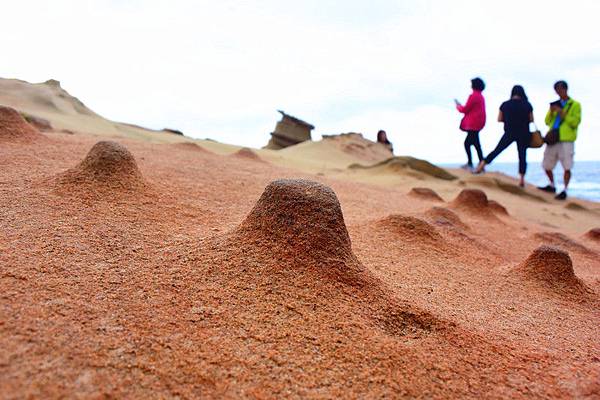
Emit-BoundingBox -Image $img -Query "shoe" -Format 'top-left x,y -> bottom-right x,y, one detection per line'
537,184 -> 556,193
460,163 -> 473,171
555,191 -> 567,200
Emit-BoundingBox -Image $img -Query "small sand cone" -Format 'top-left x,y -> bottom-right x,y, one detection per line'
376,214 -> 443,243
450,189 -> 503,220
232,147 -> 265,162
584,228 -> 600,242
488,200 -> 509,216
56,140 -> 146,193
234,179 -> 369,287
408,187 -> 444,202
513,246 -> 590,296
424,207 -> 468,230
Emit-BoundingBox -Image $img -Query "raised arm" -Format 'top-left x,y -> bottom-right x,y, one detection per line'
457,94 -> 475,114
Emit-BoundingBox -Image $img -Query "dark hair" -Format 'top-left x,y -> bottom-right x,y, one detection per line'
511,85 -> 528,100
554,80 -> 568,90
377,130 -> 388,143
471,77 -> 485,91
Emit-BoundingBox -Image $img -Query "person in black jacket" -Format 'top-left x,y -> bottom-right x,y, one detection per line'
474,85 -> 534,187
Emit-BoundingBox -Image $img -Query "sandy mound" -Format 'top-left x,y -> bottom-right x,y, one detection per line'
408,187 -> 444,202
533,232 -> 597,257
232,147 -> 265,162
584,228 -> 600,242
488,200 -> 509,215
350,157 -> 457,181
424,206 -> 468,230
0,106 -> 43,142
376,214 -> 444,244
512,246 -> 591,296
55,141 -> 146,194
170,141 -> 211,153
450,189 -> 508,220
235,179 -> 364,282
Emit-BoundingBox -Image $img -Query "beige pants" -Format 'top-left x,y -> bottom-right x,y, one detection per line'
542,142 -> 575,171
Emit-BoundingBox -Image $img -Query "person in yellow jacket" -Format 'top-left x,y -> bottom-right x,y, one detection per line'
537,80 -> 582,200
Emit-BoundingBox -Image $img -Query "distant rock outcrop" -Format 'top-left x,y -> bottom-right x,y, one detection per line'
264,110 -> 314,150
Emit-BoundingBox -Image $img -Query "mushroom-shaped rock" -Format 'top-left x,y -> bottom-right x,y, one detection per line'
0,106 -> 42,142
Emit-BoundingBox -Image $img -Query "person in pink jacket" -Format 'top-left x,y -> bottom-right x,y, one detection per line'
455,78 -> 487,170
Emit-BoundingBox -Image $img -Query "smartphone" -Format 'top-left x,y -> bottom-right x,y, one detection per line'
454,99 -> 460,106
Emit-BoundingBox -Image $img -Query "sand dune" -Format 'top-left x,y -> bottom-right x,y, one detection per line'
1,79 -> 599,398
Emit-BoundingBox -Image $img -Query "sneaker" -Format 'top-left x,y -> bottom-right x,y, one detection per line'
555,191 -> 567,200
460,163 -> 473,171
537,184 -> 556,193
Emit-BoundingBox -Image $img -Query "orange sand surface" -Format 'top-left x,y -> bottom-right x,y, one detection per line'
1,106 -> 600,399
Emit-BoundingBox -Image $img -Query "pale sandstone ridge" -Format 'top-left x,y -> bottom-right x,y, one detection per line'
0,77 -> 188,143
0,105 -> 43,142
350,156 -> 458,181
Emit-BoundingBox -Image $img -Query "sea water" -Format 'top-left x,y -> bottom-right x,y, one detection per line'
445,161 -> 600,202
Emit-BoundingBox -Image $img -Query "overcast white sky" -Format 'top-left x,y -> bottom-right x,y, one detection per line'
2,0 -> 599,163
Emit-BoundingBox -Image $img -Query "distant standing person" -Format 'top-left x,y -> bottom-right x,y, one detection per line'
474,85 -> 533,187
537,80 -> 582,200
377,130 -> 393,153
455,77 -> 486,171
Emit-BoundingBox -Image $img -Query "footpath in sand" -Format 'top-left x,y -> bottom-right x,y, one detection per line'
1,100 -> 600,398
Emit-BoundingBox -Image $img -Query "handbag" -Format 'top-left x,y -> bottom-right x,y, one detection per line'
529,123 -> 544,148
544,128 -> 559,145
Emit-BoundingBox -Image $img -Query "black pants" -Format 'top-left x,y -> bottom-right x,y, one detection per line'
484,132 -> 529,174
464,130 -> 483,166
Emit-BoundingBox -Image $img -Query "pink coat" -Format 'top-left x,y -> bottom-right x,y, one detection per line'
457,90 -> 486,131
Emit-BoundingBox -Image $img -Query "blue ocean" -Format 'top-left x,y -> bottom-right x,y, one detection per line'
446,161 -> 600,202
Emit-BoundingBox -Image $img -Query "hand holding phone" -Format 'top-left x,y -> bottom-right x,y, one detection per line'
454,99 -> 460,106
